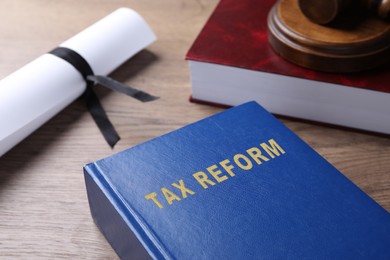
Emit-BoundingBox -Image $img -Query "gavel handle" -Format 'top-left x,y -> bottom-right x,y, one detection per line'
365,0 -> 390,19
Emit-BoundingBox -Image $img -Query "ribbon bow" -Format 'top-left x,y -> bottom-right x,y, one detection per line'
49,47 -> 158,148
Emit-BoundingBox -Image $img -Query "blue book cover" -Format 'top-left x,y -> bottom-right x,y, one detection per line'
84,101 -> 390,259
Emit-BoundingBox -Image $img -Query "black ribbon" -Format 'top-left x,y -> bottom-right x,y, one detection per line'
49,47 -> 158,148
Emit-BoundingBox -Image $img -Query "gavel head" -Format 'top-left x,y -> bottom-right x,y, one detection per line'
298,0 -> 390,24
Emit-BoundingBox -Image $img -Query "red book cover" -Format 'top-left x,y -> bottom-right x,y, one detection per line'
186,0 -> 390,94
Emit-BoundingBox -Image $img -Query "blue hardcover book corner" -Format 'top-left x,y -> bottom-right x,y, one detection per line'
84,101 -> 390,259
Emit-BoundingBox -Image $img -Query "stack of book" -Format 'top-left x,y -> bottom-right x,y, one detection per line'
83,1 -> 390,259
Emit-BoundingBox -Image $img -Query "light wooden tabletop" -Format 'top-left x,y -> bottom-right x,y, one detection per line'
0,0 -> 389,259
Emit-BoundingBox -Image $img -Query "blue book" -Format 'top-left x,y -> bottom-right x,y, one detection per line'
84,101 -> 390,259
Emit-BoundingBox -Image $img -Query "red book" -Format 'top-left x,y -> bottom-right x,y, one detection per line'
186,0 -> 390,134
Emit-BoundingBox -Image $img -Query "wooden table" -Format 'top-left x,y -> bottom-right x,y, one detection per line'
0,0 -> 389,258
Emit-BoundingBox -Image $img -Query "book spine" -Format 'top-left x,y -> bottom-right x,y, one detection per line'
84,163 -> 172,259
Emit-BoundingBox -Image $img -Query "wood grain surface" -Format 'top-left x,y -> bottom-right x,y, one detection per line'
0,0 -> 389,259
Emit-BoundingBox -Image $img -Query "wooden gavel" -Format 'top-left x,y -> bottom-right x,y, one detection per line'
299,0 -> 390,24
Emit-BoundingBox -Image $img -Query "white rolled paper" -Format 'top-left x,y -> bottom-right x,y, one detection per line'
0,8 -> 156,156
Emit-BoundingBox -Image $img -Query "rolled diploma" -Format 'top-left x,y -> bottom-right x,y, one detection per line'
0,8 -> 156,156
